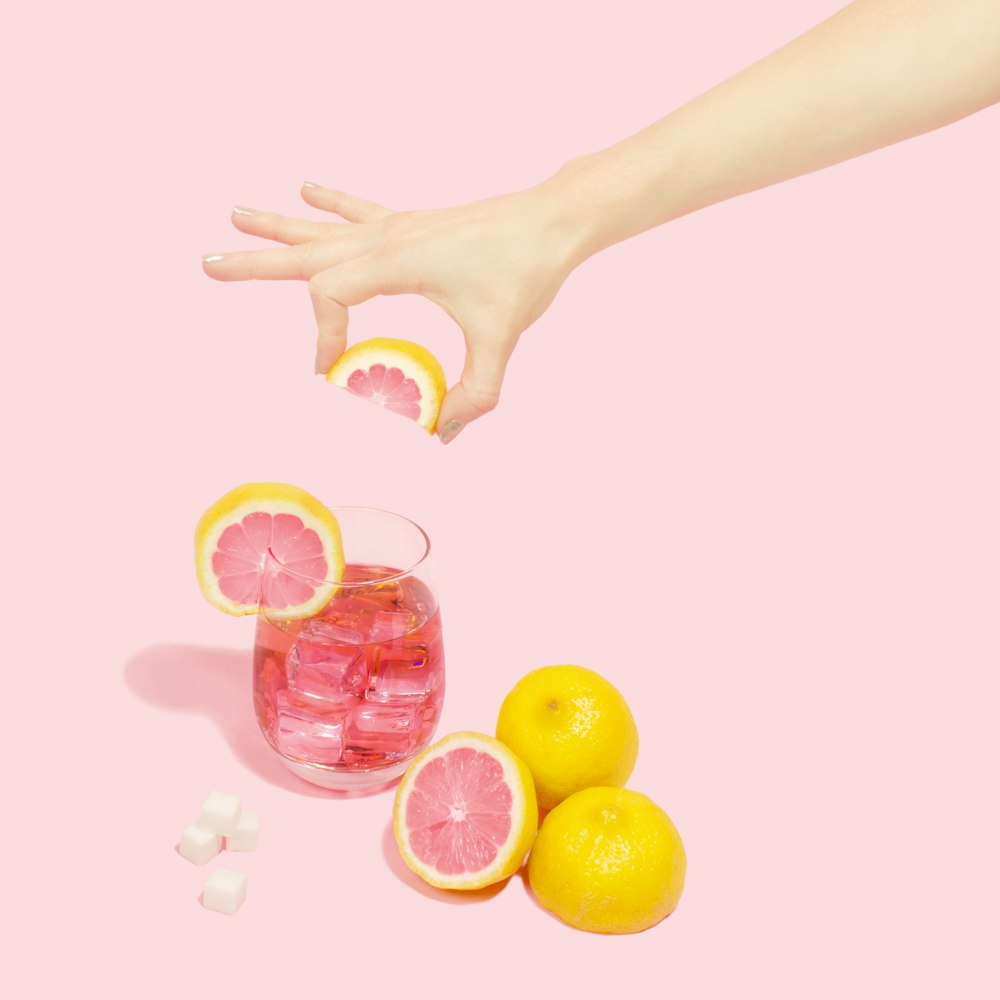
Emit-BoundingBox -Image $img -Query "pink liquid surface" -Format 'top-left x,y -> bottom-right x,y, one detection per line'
253,564 -> 445,772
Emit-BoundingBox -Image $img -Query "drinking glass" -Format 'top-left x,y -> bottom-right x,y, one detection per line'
252,507 -> 444,790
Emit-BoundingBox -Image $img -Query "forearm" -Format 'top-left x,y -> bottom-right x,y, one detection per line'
544,0 -> 1000,261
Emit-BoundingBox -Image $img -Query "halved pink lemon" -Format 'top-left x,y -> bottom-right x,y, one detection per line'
393,732 -> 538,890
326,337 -> 446,433
195,483 -> 344,619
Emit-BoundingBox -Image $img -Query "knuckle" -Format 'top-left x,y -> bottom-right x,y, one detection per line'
372,238 -> 400,262
292,241 -> 316,278
370,239 -> 408,284
465,383 -> 501,414
380,210 -> 411,235
241,254 -> 263,280
307,272 -> 327,297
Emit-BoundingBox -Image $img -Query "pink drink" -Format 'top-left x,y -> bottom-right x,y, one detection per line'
253,563 -> 445,776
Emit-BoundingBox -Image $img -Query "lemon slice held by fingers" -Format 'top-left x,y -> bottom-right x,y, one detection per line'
326,338 -> 446,433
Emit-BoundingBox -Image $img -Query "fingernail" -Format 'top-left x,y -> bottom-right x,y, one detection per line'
314,354 -> 325,375
202,254 -> 225,263
438,420 -> 464,444
233,205 -> 257,216
302,181 -> 319,189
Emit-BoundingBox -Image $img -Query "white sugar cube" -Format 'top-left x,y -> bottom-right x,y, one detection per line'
198,791 -> 242,836
203,868 -> 247,916
179,823 -> 222,866
226,810 -> 258,852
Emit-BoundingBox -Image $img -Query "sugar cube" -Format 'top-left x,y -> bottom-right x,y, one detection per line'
226,810 -> 259,852
203,868 -> 247,916
198,791 -> 241,836
179,823 -> 223,866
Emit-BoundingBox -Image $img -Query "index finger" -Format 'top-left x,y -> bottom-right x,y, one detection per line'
202,228 -> 378,281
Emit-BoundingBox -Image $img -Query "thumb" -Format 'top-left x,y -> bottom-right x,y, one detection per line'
436,337 -> 510,444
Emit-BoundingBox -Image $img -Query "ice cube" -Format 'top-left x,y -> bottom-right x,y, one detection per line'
363,609 -> 418,643
275,691 -> 345,764
402,576 -> 436,616
311,613 -> 365,645
367,645 -> 436,703
343,702 -> 421,760
286,631 -> 367,703
286,646 -> 367,701
349,701 -> 420,733
354,581 -> 403,611
411,614 -> 442,648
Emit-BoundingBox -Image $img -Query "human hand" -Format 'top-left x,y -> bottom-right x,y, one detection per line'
202,179 -> 583,442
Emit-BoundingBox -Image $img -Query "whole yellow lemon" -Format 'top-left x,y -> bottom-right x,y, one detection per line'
527,786 -> 686,934
495,665 -> 638,811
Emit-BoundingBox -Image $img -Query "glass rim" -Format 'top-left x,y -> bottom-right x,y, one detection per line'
276,504 -> 432,589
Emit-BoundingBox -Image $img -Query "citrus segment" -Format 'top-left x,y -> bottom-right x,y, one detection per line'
393,732 -> 538,889
327,338 -> 446,433
195,483 -> 344,619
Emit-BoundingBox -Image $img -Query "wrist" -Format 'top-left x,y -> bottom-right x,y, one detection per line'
531,154 -> 613,268
535,132 -> 700,265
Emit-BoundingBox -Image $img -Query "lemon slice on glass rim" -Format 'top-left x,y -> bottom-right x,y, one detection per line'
195,482 -> 344,619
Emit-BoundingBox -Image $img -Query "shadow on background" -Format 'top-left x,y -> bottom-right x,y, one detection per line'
380,820 -> 510,904
124,643 -> 335,797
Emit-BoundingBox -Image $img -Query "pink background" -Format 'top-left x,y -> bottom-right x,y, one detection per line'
7,1 -> 998,996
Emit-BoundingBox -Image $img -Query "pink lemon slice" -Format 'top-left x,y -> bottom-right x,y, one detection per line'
393,732 -> 538,890
195,483 -> 344,619
326,337 -> 447,433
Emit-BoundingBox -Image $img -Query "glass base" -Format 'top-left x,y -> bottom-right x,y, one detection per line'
281,755 -> 410,791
